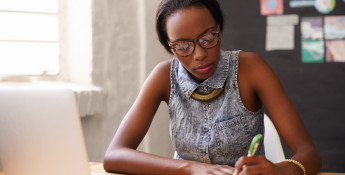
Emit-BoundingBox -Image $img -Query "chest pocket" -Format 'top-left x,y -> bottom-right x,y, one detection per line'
210,114 -> 252,165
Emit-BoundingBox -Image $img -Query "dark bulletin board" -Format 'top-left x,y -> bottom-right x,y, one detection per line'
218,0 -> 345,172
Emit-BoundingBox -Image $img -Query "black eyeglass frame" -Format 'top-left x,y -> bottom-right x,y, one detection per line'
168,25 -> 220,57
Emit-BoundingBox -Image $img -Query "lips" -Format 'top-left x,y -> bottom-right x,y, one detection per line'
195,63 -> 213,74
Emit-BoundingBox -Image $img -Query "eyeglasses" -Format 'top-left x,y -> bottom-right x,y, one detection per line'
168,25 -> 220,57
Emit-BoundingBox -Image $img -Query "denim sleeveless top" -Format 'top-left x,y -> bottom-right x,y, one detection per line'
169,50 -> 265,166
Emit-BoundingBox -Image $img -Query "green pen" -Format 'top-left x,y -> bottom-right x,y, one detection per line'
234,134 -> 264,175
247,134 -> 263,157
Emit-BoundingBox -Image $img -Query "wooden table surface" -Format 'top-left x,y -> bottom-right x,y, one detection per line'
0,162 -> 344,175
88,162 -> 345,175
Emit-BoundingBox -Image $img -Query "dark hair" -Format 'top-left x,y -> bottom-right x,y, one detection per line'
156,0 -> 224,54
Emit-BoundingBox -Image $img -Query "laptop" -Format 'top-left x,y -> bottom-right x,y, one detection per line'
0,84 -> 90,175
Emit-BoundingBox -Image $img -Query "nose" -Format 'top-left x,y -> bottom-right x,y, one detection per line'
193,42 -> 207,61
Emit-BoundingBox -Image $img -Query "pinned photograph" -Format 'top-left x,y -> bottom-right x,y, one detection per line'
324,16 -> 345,40
301,40 -> 325,63
260,0 -> 284,15
301,17 -> 323,40
326,40 -> 345,62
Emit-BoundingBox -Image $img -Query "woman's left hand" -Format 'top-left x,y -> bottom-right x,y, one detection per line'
234,156 -> 276,175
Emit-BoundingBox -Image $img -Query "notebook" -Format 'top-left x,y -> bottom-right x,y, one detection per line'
0,84 -> 90,175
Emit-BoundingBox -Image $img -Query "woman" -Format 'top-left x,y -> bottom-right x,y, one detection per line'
103,0 -> 322,174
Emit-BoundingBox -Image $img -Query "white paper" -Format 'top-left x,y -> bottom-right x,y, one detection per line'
266,14 -> 299,51
266,14 -> 299,25
266,25 -> 295,51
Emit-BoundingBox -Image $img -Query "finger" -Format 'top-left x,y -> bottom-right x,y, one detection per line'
233,169 -> 239,175
234,156 -> 255,170
234,156 -> 246,170
234,156 -> 249,175
249,156 -> 274,174
239,157 -> 274,175
234,156 -> 270,174
222,167 -> 236,174
215,165 -> 236,174
241,164 -> 274,175
235,156 -> 268,167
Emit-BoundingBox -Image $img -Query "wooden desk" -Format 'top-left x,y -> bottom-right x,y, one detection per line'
83,163 -> 345,175
0,163 -> 119,175
0,162 -> 344,175
88,162 -> 122,174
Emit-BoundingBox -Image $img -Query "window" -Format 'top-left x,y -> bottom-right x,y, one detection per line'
0,0 -> 59,76
0,0 -> 98,117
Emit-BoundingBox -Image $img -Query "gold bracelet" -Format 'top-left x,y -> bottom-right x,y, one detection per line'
280,159 -> 306,175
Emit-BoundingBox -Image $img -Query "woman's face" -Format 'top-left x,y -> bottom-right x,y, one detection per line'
166,5 -> 221,83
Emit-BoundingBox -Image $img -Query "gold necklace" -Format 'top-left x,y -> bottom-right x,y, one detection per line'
190,88 -> 224,102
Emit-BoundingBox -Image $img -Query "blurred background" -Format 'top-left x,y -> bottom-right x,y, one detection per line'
0,0 -> 344,172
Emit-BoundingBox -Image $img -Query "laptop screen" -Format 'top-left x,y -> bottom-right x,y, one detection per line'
0,85 -> 90,175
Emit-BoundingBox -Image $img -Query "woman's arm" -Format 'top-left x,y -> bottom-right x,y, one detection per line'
103,60 -> 181,174
103,60 -> 235,175
235,51 -> 322,175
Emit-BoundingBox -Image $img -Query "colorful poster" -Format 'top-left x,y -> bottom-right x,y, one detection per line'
266,15 -> 299,51
326,40 -> 345,62
301,40 -> 325,63
290,0 -> 315,8
324,16 -> 345,39
314,0 -> 336,14
301,17 -> 323,40
260,0 -> 284,16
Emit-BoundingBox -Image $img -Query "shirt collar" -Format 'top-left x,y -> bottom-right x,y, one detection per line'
176,50 -> 230,98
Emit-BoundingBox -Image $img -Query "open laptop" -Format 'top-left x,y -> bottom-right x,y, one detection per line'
0,84 -> 90,175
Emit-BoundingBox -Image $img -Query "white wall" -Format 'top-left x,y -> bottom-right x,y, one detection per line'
81,0 -> 174,162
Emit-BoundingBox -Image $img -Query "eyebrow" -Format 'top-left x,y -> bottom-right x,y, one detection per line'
170,26 -> 217,43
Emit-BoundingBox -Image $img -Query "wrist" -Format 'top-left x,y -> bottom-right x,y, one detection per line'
178,160 -> 196,175
277,159 -> 306,175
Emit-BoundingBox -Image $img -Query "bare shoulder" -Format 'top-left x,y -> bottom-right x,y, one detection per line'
146,59 -> 172,102
238,51 -> 275,78
150,59 -> 171,86
153,59 -> 171,76
238,51 -> 268,69
237,51 -> 280,93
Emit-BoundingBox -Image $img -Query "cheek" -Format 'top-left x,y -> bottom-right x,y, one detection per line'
177,57 -> 192,69
209,45 -> 221,60
175,57 -> 196,74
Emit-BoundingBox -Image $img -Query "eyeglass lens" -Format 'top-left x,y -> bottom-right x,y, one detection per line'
171,28 -> 219,57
